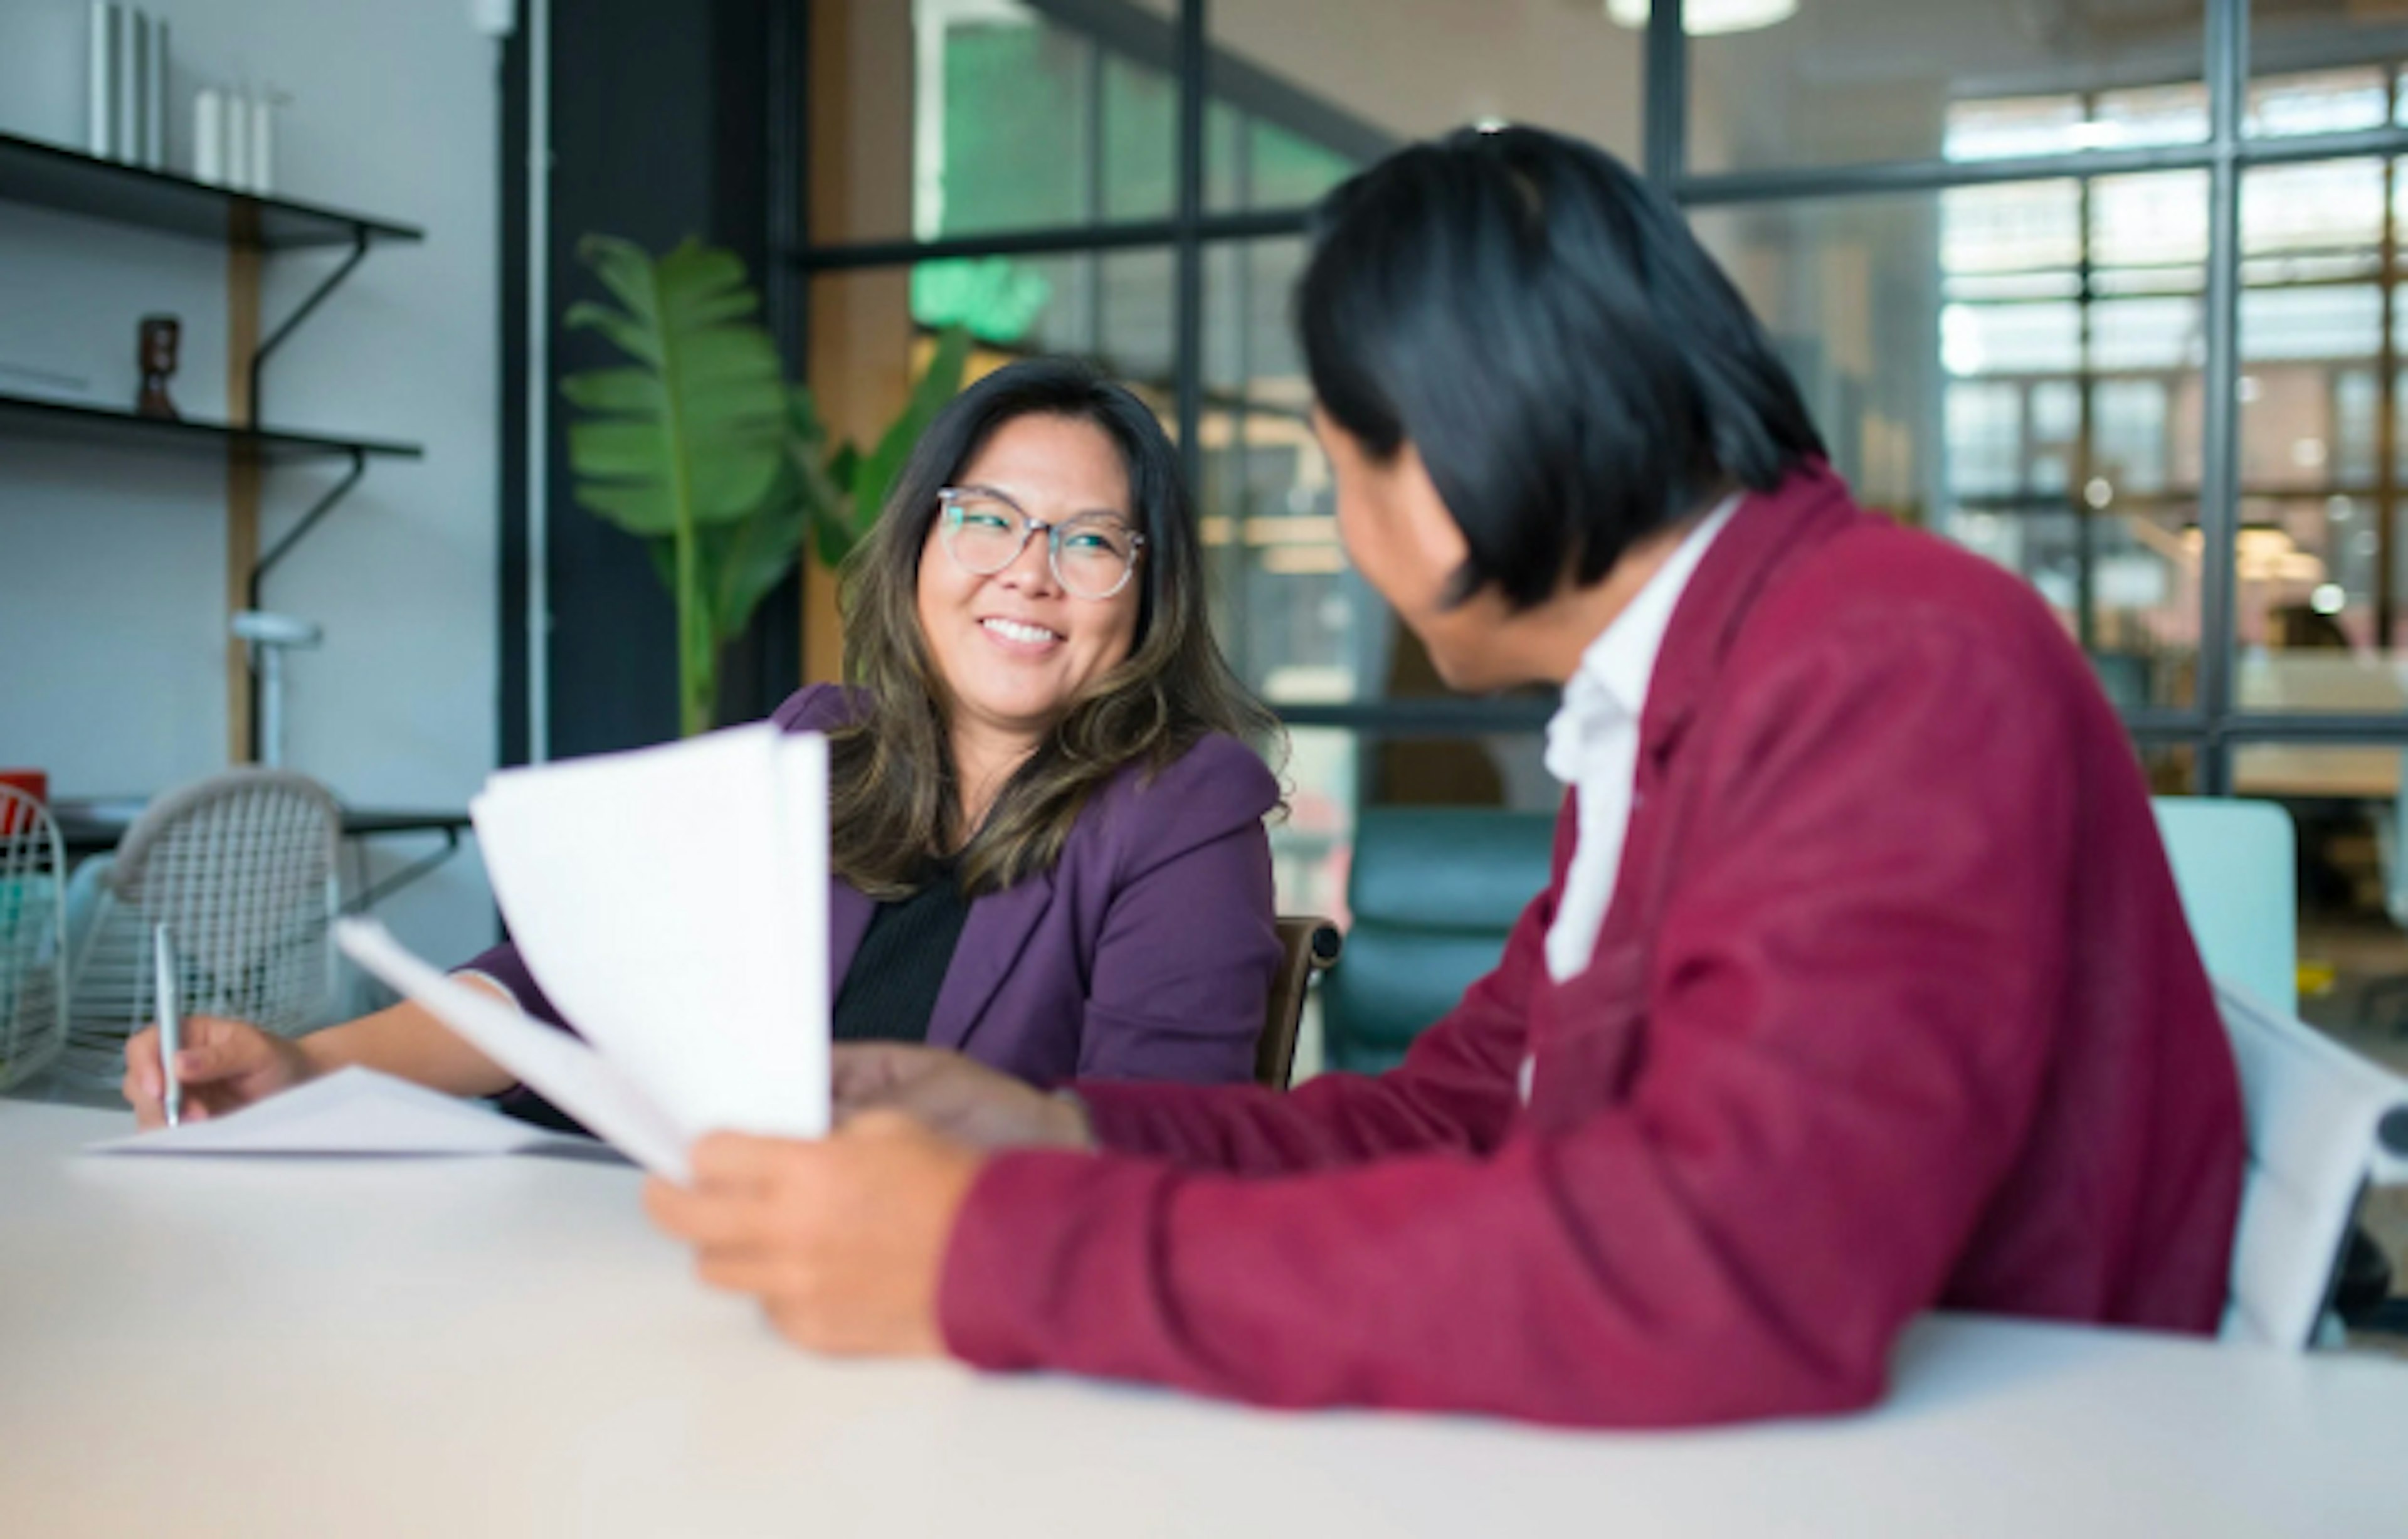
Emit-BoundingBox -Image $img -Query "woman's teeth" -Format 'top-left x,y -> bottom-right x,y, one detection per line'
983,618 -> 1059,645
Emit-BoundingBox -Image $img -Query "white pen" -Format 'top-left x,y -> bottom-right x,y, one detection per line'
154,924 -> 184,1127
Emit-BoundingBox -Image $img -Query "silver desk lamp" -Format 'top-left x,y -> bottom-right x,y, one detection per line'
231,610 -> 323,768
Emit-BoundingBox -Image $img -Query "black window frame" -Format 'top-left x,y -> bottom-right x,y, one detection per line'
1659,0 -> 2408,793
786,0 -> 1443,739
786,0 -> 2408,780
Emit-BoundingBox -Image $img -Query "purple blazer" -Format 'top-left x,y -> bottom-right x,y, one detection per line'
460,684 -> 1282,1087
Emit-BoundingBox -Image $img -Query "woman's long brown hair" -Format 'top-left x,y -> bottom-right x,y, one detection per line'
828,358 -> 1280,900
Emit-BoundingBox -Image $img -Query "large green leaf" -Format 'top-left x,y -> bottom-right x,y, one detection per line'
844,325 -> 974,549
560,236 -> 788,537
571,478 -> 676,536
559,302 -> 660,369
784,388 -> 852,569
579,235 -> 665,334
558,367 -> 664,415
705,490 -> 809,645
560,235 -> 801,736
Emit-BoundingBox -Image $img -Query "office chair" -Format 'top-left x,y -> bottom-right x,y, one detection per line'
1259,916 -> 1342,1090
0,785 -> 70,1091
58,769 -> 342,1090
2150,796 -> 2298,1015
1321,808 -> 1556,1074
2215,980 -> 2408,1348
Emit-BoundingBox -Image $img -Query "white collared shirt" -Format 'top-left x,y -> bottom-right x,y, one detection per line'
1540,494 -> 1741,985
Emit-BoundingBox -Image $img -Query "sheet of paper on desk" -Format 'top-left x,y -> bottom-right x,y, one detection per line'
467,723 -> 830,1142
87,1066 -> 598,1160
334,919 -> 694,1180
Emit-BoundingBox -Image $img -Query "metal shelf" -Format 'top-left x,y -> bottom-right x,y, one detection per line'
0,391 -> 421,463
0,131 -> 421,250
0,133 -> 428,764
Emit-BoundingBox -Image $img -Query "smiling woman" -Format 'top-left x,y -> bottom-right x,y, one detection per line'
483,359 -> 1287,1090
832,360 -> 1272,905
122,359 -> 1289,1138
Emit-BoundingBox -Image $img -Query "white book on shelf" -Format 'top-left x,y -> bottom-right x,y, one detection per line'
112,6 -> 138,164
224,91 -> 250,189
193,87 -> 222,185
145,18 -> 166,169
86,2 -> 116,159
246,90 -> 272,194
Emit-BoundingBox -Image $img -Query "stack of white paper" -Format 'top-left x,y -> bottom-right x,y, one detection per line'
332,724 -> 832,1181
88,1067 -> 599,1160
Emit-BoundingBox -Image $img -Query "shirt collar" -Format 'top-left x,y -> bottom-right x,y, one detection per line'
1545,491 -> 1744,785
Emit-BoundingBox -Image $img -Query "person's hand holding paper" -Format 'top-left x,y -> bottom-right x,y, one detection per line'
828,1042 -> 1095,1150
338,724 -> 832,1181
642,1113 -> 983,1357
630,1042 -> 1107,1356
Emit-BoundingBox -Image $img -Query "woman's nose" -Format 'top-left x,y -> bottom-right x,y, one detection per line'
995,526 -> 1061,595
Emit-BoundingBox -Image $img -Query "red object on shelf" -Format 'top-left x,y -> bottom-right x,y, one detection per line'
0,769 -> 48,837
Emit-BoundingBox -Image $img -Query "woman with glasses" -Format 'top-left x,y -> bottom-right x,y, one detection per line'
124,359 -> 1287,1126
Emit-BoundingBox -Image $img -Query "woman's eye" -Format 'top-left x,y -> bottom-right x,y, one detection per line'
963,510 -> 1014,531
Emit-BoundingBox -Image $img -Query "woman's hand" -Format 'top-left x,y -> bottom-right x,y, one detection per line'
643,1112 -> 986,1357
832,1043 -> 1093,1151
122,1015 -> 318,1129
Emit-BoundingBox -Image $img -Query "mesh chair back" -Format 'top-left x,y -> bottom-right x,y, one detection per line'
0,786 -> 69,1090
2217,980 -> 2408,1349
60,770 -> 341,1087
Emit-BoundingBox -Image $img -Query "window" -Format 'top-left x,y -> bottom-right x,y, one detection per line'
799,0 -> 1642,943
1677,1 -> 2408,1043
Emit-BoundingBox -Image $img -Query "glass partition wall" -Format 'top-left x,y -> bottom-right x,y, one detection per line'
794,0 -> 2408,1055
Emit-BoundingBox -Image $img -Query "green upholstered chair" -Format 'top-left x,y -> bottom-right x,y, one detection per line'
2150,796 -> 2297,1015
1322,807 -> 1558,1074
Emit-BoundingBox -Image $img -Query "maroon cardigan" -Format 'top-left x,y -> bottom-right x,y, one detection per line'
462,685 -> 1283,1087
937,465 -> 2247,1427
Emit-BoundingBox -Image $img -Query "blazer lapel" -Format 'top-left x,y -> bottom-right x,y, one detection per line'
924,869 -> 1054,1053
1640,462 -> 1858,769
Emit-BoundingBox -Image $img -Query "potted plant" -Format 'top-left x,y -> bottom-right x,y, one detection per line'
560,235 -> 970,735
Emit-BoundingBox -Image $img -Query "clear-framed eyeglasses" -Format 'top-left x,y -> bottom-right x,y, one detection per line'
935,486 -> 1146,601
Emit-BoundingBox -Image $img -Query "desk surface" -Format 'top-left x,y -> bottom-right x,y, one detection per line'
4,1101 -> 2405,1538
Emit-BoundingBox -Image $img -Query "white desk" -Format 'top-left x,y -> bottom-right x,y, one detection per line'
4,1100 -> 2405,1539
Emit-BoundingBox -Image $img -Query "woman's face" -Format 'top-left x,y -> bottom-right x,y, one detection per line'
916,413 -> 1144,748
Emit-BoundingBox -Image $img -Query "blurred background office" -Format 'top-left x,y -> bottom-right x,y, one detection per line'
8,0 -> 2408,1080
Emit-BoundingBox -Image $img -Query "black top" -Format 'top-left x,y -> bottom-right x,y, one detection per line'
831,861 -> 972,1044
500,860 -> 971,1139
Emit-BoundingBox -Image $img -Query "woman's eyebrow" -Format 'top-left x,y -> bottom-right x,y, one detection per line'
968,482 -> 1132,524
951,481 -> 1025,508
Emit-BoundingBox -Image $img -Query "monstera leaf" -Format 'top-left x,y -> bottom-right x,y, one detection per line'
562,236 -> 789,735
561,236 -> 974,734
808,325 -> 974,569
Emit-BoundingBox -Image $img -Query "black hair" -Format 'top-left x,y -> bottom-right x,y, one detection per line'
1297,124 -> 1825,611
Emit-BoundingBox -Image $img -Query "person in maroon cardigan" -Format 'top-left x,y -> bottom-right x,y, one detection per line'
656,125 -> 2248,1428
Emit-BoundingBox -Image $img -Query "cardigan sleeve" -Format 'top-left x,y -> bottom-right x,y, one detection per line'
936,620 -> 2084,1426
1052,792 -> 1571,1171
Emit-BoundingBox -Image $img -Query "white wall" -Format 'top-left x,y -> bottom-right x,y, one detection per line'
0,0 -> 502,983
